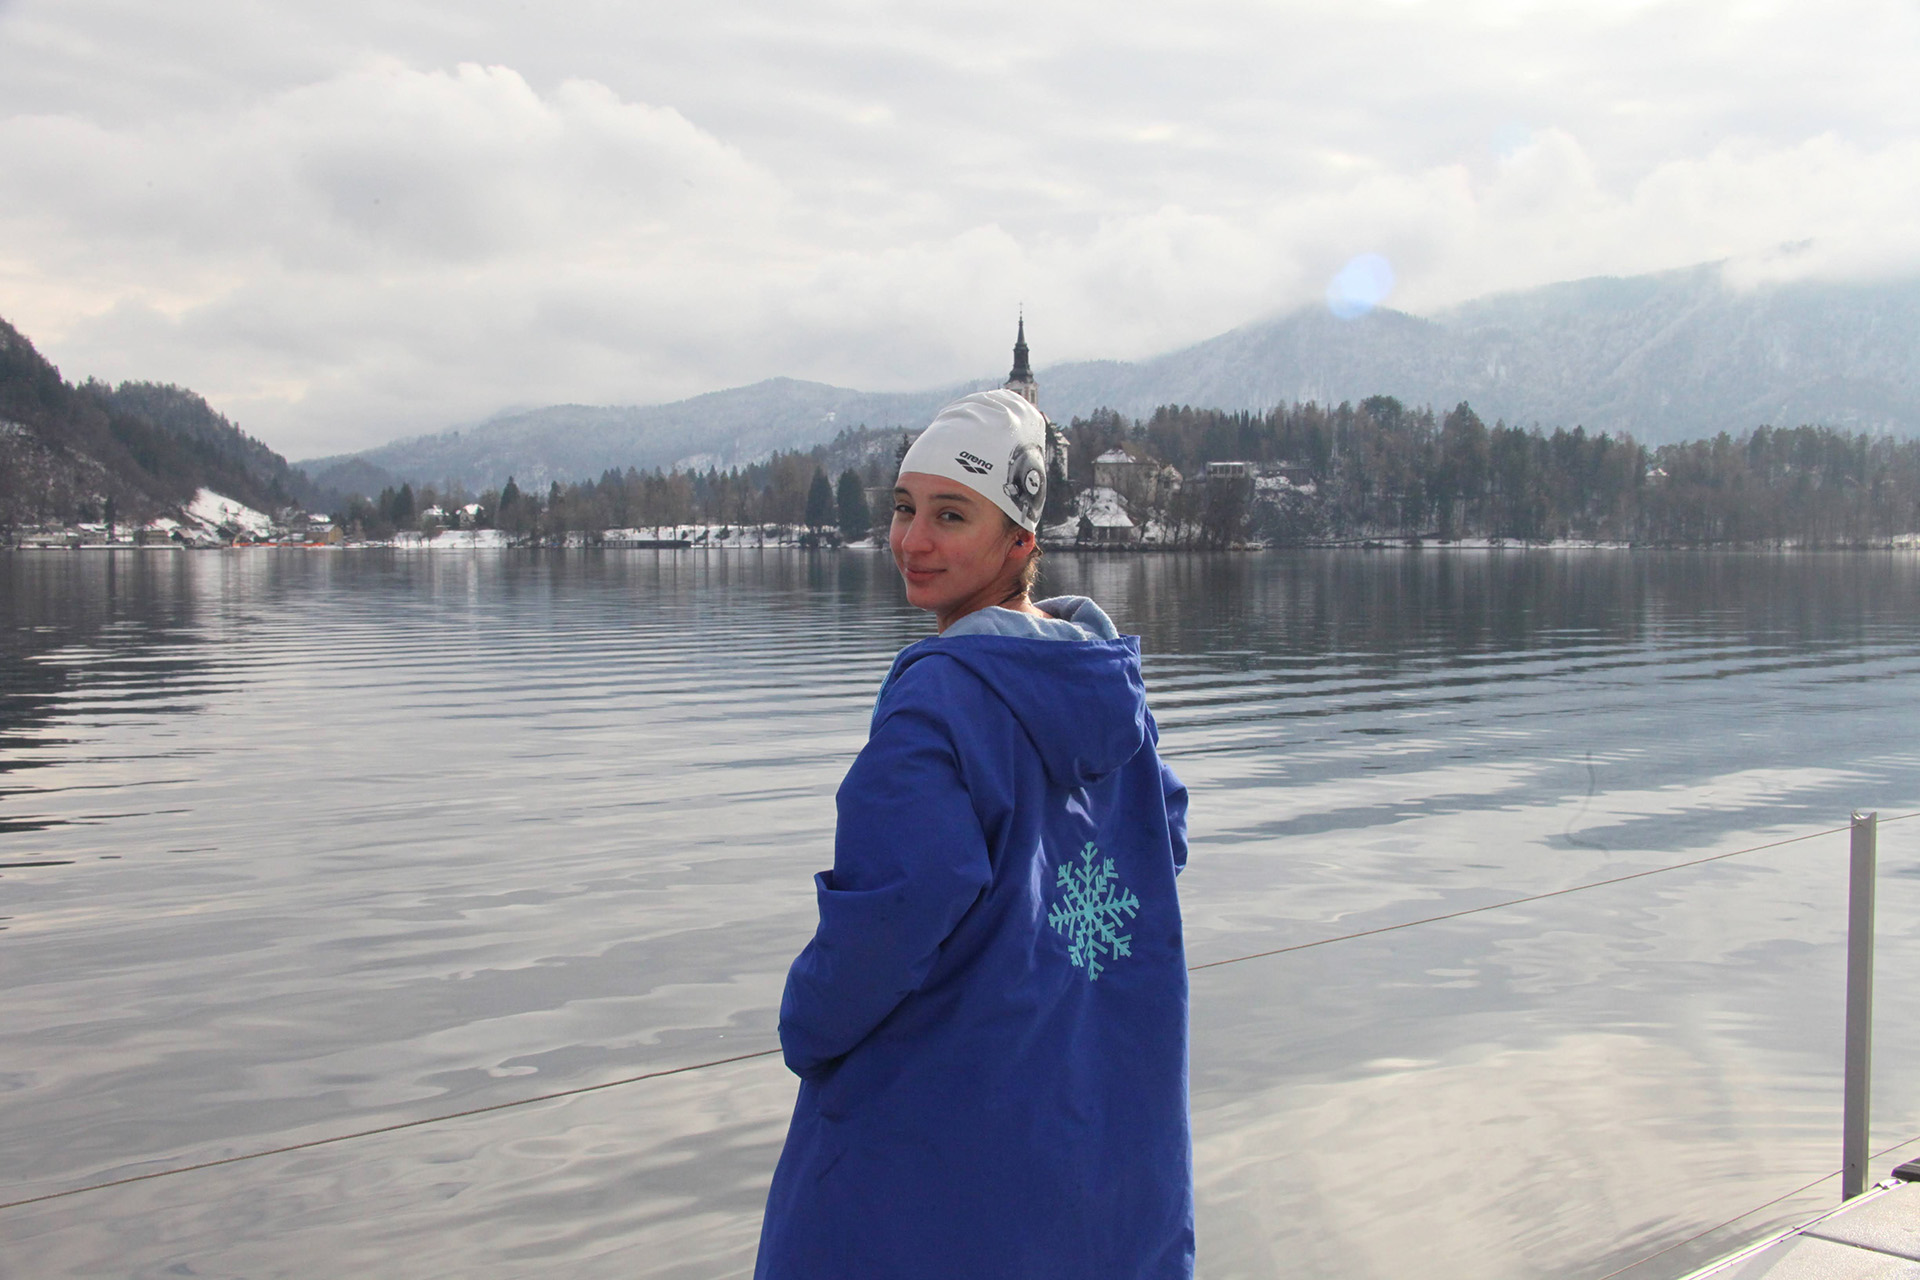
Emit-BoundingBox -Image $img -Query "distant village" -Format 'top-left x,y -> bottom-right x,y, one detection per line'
12,488 -> 342,551
8,456 -> 1291,553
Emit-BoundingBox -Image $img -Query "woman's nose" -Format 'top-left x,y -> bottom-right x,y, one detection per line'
899,514 -> 936,553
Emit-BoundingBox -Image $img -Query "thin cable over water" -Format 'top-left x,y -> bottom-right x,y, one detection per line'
3,812 -> 1912,1217
1190,813 -> 1917,972
0,1048 -> 782,1214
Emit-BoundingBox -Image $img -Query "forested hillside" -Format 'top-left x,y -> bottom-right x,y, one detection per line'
0,316 -> 309,531
1066,399 -> 1920,546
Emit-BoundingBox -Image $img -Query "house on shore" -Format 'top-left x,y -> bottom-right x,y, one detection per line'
1076,486 -> 1137,545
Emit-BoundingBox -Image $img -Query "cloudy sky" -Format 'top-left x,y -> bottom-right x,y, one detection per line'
2,0 -> 1916,459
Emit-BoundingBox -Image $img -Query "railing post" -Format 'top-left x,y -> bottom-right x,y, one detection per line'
1843,811 -> 1878,1200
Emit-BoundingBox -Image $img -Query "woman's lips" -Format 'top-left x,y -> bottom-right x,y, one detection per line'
902,566 -> 941,583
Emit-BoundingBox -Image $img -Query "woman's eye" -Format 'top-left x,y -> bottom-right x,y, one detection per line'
938,510 -> 963,522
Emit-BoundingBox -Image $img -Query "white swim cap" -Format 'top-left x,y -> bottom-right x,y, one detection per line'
897,389 -> 1049,531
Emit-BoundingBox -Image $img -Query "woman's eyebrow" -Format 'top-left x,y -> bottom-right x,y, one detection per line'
894,485 -> 976,505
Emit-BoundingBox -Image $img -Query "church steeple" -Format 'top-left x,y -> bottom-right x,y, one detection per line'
1005,312 -> 1037,406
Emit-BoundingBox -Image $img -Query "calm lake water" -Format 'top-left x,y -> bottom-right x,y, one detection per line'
3,548 -> 1919,1280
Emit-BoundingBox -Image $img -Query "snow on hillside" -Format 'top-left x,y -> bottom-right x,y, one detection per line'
185,489 -> 274,536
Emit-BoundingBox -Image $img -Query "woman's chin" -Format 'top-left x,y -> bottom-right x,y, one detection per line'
903,584 -> 946,614
900,572 -> 946,609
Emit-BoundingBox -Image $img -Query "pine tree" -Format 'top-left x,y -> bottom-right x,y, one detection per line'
805,469 -> 835,532
835,469 -> 871,541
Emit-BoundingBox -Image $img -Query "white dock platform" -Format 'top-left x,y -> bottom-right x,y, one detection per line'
1684,1166 -> 1920,1279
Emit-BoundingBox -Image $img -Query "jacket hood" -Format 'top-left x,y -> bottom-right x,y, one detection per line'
883,633 -> 1148,789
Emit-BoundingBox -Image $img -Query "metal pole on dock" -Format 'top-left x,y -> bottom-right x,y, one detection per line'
1842,811 -> 1878,1201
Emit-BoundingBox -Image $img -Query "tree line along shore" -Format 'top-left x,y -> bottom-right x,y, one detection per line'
7,310 -> 1920,551
332,399 -> 1920,551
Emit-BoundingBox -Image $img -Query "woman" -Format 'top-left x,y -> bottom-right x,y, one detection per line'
754,389 -> 1193,1279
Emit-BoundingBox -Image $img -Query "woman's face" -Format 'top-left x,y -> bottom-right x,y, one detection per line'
890,471 -> 1029,630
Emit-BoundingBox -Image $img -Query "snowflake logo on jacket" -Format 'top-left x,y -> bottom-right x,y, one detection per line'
1048,842 -> 1140,981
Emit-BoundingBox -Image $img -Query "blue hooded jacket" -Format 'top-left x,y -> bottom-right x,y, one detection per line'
755,598 -> 1193,1280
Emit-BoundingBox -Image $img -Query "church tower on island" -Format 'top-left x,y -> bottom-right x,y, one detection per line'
1005,314 -> 1038,406
1003,314 -> 1068,516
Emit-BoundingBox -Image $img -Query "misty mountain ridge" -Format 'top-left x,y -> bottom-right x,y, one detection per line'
1043,262 -> 1920,435
304,379 -> 991,497
301,260 -> 1920,494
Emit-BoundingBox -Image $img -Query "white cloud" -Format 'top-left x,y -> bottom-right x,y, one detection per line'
0,60 -> 782,284
0,0 -> 1916,457
0,59 -> 798,452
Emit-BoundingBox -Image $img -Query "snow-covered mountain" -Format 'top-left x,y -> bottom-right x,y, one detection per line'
301,261 -> 1920,493
1038,263 -> 1920,440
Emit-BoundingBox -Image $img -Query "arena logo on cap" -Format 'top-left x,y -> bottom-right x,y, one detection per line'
955,451 -> 994,475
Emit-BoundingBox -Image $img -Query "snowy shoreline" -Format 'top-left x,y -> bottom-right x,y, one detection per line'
18,535 -> 1920,554
17,487 -> 1920,554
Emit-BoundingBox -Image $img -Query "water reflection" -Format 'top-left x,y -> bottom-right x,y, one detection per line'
1,548 -> 1917,1279
0,553 -> 229,836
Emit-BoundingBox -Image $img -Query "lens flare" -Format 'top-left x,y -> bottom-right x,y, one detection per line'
1326,253 -> 1396,320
